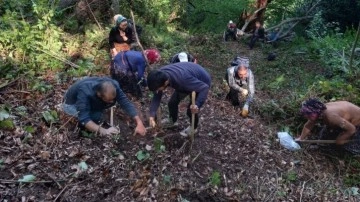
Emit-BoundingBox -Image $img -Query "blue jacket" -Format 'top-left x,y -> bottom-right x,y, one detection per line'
113,51 -> 146,82
149,62 -> 211,117
64,77 -> 137,125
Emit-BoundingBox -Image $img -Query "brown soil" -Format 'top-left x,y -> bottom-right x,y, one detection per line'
0,41 -> 358,202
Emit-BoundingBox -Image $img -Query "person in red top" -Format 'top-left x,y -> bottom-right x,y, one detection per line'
225,20 -> 237,41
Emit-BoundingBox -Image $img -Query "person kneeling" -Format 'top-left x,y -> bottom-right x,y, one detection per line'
225,56 -> 255,117
61,77 -> 146,136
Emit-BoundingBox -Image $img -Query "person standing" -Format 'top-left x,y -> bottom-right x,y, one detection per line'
249,21 -> 265,49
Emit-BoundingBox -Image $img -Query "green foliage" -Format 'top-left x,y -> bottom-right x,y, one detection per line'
42,110 -> 59,124
284,170 -> 297,182
154,138 -> 166,153
163,175 -> 171,184
209,171 -> 221,186
183,0 -> 249,33
136,150 -> 150,161
344,158 -> 360,186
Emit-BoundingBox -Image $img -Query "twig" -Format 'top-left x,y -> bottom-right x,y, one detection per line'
85,0 -> 102,30
31,46 -> 80,69
299,181 -> 306,202
349,21 -> 360,70
129,9 -> 150,69
39,167 -> 62,189
53,184 -> 68,202
0,179 -> 65,184
0,78 -> 20,90
191,151 -> 202,163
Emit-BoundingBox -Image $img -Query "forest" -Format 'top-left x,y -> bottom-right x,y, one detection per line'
1,0 -> 360,201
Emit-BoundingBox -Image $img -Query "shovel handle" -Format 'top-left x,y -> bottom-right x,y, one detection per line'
190,91 -> 196,140
296,139 -> 337,144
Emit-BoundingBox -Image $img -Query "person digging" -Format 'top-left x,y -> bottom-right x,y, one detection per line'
147,62 -> 211,137
225,56 -> 255,117
60,77 -> 146,136
296,98 -> 360,154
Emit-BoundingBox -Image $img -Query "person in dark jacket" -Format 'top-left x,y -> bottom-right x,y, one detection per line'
110,49 -> 161,98
225,20 -> 237,41
147,62 -> 211,136
249,21 -> 265,49
61,77 -> 146,136
109,15 -> 134,58
169,52 -> 196,63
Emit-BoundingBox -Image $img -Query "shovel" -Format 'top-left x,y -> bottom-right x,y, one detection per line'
277,132 -> 339,151
190,91 -> 196,142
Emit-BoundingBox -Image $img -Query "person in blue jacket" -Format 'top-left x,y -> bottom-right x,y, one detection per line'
62,77 -> 146,136
110,49 -> 161,99
147,62 -> 211,137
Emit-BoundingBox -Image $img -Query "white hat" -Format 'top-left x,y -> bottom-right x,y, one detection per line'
178,52 -> 188,62
229,20 -> 233,24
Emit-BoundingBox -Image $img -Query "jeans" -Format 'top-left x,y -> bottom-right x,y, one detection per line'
62,104 -> 103,124
168,91 -> 199,129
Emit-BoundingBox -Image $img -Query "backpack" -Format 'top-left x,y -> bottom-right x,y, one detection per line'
230,56 -> 250,67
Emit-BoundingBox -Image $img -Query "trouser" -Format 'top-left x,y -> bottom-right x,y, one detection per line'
62,104 -> 103,125
225,29 -> 237,41
224,72 -> 241,106
249,36 -> 259,49
110,67 -> 142,99
168,91 -> 199,129
319,126 -> 360,155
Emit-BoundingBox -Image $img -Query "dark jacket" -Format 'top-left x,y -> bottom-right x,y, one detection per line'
64,77 -> 137,125
149,62 -> 211,117
253,27 -> 265,39
108,26 -> 134,49
113,51 -> 146,81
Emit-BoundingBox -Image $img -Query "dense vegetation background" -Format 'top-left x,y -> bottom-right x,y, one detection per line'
1,0 -> 360,201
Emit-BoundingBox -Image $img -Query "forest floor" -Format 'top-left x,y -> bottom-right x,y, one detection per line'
1,37 -> 360,202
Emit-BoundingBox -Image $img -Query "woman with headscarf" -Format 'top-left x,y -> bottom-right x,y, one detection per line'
297,98 -> 360,154
109,15 -> 134,58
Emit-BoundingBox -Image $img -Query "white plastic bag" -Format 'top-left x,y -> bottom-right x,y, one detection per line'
277,132 -> 301,151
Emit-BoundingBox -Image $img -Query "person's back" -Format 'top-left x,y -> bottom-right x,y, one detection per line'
324,101 -> 360,126
160,62 -> 211,91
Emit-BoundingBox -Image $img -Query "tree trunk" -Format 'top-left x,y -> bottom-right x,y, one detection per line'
238,0 -> 271,32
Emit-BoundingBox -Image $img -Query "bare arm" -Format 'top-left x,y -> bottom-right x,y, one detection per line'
85,121 -> 107,134
298,120 -> 316,140
327,115 -> 356,145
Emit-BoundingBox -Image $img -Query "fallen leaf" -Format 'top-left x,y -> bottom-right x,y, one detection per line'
18,174 -> 36,182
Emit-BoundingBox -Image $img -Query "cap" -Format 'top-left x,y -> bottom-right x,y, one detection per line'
229,20 -> 233,24
178,52 -> 188,62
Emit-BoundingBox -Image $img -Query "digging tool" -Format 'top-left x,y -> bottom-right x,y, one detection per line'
110,106 -> 114,126
190,91 -> 196,142
277,132 -> 351,151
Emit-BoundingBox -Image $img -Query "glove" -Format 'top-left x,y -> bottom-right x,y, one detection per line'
149,117 -> 156,128
241,103 -> 249,117
241,89 -> 248,97
100,127 -> 120,135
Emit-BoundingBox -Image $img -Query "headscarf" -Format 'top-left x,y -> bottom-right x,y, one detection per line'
116,16 -> 127,27
300,98 -> 327,115
144,49 -> 161,64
